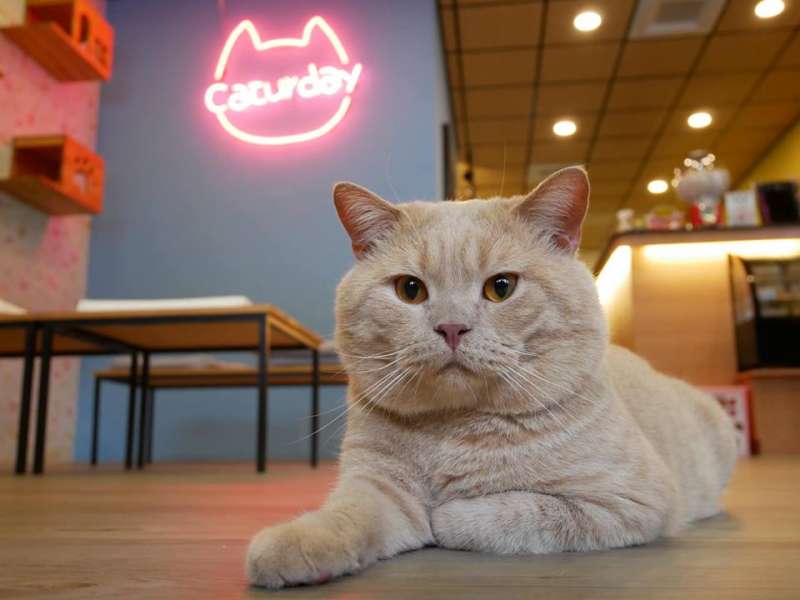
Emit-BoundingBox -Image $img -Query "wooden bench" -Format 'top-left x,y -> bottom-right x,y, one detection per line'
92,363 -> 348,469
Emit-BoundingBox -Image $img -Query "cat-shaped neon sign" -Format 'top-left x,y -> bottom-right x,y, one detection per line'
204,16 -> 363,146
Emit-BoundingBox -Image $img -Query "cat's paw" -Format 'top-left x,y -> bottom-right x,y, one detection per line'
431,499 -> 477,551
245,519 -> 361,589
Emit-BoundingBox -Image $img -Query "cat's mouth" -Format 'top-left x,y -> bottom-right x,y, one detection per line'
438,359 -> 473,375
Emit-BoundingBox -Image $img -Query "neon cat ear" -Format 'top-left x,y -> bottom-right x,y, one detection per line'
514,166 -> 590,254
333,182 -> 402,259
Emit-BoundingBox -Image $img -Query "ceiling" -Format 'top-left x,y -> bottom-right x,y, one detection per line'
438,0 -> 800,263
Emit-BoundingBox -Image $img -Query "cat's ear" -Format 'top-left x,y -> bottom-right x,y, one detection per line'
333,182 -> 402,259
514,166 -> 590,254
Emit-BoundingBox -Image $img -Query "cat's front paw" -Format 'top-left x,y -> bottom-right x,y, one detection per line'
431,499 -> 477,551
245,518 -> 361,589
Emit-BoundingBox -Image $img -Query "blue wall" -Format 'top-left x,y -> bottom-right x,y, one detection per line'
75,0 -> 448,463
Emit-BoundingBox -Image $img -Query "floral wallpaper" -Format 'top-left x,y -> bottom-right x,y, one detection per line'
0,3 -> 103,467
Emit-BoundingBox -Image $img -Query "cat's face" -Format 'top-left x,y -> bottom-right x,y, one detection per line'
334,167 -> 607,416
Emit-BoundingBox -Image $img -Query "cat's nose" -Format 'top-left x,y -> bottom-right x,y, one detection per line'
434,323 -> 471,352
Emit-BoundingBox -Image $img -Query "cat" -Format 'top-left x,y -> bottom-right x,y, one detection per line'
246,166 -> 738,589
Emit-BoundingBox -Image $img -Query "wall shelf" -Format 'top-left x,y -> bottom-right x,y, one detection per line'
0,135 -> 104,215
1,0 -> 113,81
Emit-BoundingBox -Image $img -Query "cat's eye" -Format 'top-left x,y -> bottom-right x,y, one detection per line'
394,276 -> 428,304
483,273 -> 518,303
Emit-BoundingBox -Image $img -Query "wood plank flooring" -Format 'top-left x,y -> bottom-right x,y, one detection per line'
1,457 -> 799,599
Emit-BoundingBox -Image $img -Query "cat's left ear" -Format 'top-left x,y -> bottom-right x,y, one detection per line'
514,166 -> 590,254
333,182 -> 402,259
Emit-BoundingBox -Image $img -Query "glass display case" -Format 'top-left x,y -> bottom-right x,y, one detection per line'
729,255 -> 800,370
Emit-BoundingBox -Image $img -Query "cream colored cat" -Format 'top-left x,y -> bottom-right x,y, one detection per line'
246,166 -> 737,589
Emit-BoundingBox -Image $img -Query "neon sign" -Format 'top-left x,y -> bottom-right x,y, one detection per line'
204,16 -> 363,146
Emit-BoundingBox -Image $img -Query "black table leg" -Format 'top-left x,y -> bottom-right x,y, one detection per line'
137,353 -> 150,469
91,377 -> 102,466
32,326 -> 53,475
14,324 -> 38,475
125,353 -> 139,470
311,349 -> 320,469
146,389 -> 155,464
256,316 -> 269,473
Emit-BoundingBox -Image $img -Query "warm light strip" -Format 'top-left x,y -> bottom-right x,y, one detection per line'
595,245 -> 631,308
641,239 -> 800,261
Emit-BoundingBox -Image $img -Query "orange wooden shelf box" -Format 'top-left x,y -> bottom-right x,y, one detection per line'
0,135 -> 104,215
1,0 -> 113,81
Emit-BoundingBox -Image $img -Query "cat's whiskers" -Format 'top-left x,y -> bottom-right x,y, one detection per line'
363,367 -> 416,418
338,341 -> 426,362
293,367 -> 402,443
510,360 -> 597,408
503,364 -> 575,427
498,365 -> 569,429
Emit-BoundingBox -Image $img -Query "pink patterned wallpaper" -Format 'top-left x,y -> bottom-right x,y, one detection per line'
0,4 -> 103,466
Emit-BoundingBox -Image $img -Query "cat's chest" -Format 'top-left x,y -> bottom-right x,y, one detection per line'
419,413 -> 558,503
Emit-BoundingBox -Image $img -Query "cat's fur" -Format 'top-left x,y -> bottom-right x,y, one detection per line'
246,167 -> 737,589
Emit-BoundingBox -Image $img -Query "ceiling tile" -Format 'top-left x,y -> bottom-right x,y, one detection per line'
472,165 -> 519,186
590,136 -> 652,161
447,53 -> 461,88
651,131 -> 717,160
778,34 -> 800,68
540,42 -> 620,82
591,180 -> 630,199
451,89 -> 466,121
469,118 -> 530,144
714,125 -> 784,155
696,31 -> 792,73
678,72 -> 760,107
530,140 -> 589,163
474,179 -> 524,198
533,113 -> 597,142
751,69 -> 800,102
638,158 -> 683,182
717,0 -> 800,32
735,101 -> 800,129
458,2 -> 542,50
618,38 -> 704,77
607,77 -> 683,110
586,159 -> 641,181
462,49 -> 537,87
544,0 -> 635,44
598,109 -> 668,137
466,87 -> 533,118
472,144 -> 527,168
440,7 -> 457,51
718,154 -> 760,182
454,120 -> 469,151
537,82 -> 607,115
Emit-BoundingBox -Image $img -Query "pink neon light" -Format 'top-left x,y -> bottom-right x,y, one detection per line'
204,16 -> 363,146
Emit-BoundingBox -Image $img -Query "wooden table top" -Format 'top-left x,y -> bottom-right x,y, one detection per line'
94,363 -> 348,387
0,305 -> 323,357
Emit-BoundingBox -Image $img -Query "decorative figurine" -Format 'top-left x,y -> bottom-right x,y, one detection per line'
672,150 -> 730,228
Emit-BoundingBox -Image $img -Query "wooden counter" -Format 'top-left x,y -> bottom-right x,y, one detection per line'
737,369 -> 800,454
593,225 -> 800,385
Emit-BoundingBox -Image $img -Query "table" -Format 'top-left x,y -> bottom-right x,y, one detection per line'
0,305 -> 323,475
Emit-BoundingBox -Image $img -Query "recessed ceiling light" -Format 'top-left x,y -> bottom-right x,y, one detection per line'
754,0 -> 785,19
687,111 -> 713,129
574,10 -> 603,32
647,179 -> 669,194
553,119 -> 577,137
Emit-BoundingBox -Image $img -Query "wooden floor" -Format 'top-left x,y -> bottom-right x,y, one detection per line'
1,458 -> 799,599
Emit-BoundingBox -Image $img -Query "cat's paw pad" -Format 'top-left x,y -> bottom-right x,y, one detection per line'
245,520 -> 360,589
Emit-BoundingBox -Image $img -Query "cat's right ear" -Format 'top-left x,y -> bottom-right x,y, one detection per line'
333,182 -> 402,259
